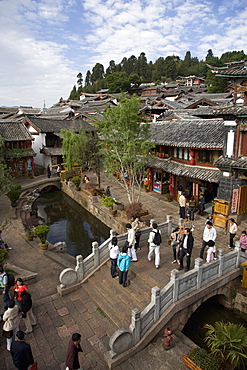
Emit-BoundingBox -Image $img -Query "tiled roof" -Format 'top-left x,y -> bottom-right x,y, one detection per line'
214,155 -> 247,169
209,60 -> 247,77
26,117 -> 96,133
148,157 -> 220,183
150,119 -> 224,148
41,147 -> 63,156
0,120 -> 33,141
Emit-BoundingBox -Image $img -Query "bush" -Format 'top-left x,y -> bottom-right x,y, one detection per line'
7,183 -> 21,203
125,202 -> 143,219
165,193 -> 173,201
34,224 -> 50,244
100,196 -> 115,209
22,216 -> 39,235
187,348 -> 220,370
71,176 -> 81,188
0,249 -> 9,266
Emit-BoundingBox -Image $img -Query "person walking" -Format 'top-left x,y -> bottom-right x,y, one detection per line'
10,330 -> 34,370
170,227 -> 180,264
179,192 -> 186,219
0,265 -> 10,310
178,228 -> 194,272
229,218 -> 238,249
65,332 -> 83,370
108,236 -> 119,278
125,223 -> 138,262
132,216 -> 143,250
20,290 -> 36,334
3,300 -> 21,351
47,164 -> 51,178
240,230 -> 247,252
148,222 -> 162,269
200,221 -> 216,260
188,196 -> 196,221
117,244 -> 131,288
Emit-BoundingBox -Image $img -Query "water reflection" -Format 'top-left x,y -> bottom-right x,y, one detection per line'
32,190 -> 110,257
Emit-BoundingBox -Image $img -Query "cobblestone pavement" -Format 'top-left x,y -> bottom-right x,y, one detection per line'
0,173 -> 246,370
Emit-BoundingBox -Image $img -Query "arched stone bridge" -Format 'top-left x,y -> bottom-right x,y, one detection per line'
20,176 -> 61,194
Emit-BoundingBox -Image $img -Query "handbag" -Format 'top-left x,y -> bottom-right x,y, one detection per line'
135,231 -> 141,238
30,362 -> 38,370
2,329 -> 13,338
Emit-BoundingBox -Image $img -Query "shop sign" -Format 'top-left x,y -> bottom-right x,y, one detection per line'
231,188 -> 239,213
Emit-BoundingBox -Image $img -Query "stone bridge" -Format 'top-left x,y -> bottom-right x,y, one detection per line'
20,176 -> 61,194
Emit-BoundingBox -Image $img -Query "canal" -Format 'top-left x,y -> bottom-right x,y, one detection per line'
32,189 -> 110,258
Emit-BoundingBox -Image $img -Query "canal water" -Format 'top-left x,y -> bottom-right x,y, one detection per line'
32,189 -> 110,258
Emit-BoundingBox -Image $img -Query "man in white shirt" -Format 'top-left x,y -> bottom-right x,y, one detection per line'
126,223 -> 138,262
200,221 -> 216,259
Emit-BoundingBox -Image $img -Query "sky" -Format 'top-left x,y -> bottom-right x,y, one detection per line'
0,0 -> 247,108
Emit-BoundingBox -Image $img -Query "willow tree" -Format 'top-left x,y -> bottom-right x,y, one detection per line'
60,130 -> 101,186
96,95 -> 154,204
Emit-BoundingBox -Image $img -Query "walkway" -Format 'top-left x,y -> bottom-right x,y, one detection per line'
0,173 -> 246,369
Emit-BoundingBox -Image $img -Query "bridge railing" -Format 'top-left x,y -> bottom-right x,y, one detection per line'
57,215 -> 173,295
108,246 -> 243,359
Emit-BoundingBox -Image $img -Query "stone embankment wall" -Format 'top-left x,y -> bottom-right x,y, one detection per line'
61,181 -> 127,234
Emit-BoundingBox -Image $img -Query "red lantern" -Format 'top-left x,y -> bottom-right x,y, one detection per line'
5,142 -> 9,148
168,185 -> 173,191
168,178 -> 172,184
190,158 -> 195,165
20,142 -> 23,147
30,141 -> 32,146
190,150 -> 195,157
158,153 -> 163,158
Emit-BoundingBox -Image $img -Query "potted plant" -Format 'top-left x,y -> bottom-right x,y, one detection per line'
34,224 -> 50,250
22,216 -> 39,241
7,184 -> 21,207
100,196 -> 116,216
165,193 -> 173,202
183,347 -> 220,370
71,176 -> 81,190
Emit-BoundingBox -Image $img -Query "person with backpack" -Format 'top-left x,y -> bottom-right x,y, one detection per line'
148,222 -> 162,269
0,265 -> 10,310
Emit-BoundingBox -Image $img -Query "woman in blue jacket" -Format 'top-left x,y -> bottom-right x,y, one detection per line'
117,244 -> 131,287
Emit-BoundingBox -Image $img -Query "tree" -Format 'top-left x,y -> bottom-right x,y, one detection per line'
106,72 -> 130,93
0,137 -> 14,196
136,52 -> 148,80
206,70 -> 228,93
91,63 -> 105,83
96,95 -> 154,204
77,72 -> 83,86
69,85 -> 78,100
105,60 -> 117,76
204,322 -> 247,369
85,70 -> 92,86
61,130 -> 101,186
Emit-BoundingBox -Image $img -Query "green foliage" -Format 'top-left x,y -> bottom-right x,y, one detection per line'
6,183 -> 21,203
206,70 -> 229,93
34,225 -> 50,244
125,202 -> 143,219
204,322 -> 247,369
187,348 -> 220,370
96,94 -> 154,204
69,85 -> 79,100
0,249 -> 9,266
100,196 -> 115,209
0,163 -> 14,196
230,285 -> 237,300
71,176 -> 81,188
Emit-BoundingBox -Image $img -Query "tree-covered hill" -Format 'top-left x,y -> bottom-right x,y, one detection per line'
69,49 -> 246,99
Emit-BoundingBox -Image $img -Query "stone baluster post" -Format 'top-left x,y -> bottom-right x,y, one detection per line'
110,229 -> 117,238
167,215 -> 172,237
75,255 -> 84,282
194,257 -> 203,289
151,287 -> 161,322
218,248 -> 224,277
130,308 -> 141,345
170,269 -> 180,302
178,218 -> 183,226
92,241 -> 99,268
234,241 -> 241,268
150,219 -> 156,227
